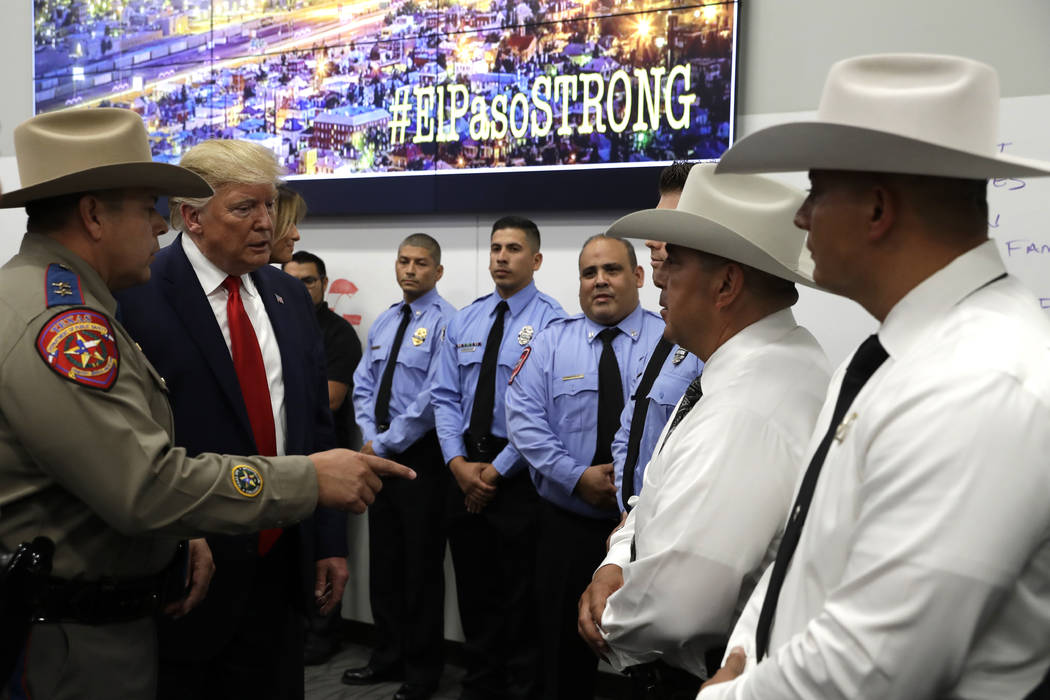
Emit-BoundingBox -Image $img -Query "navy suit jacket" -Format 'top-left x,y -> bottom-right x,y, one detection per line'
116,235 -> 347,654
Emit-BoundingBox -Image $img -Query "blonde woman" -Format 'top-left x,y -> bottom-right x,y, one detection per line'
270,184 -> 306,264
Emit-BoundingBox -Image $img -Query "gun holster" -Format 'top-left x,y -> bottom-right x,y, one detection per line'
0,537 -> 55,681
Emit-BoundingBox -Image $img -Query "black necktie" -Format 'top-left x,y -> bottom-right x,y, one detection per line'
621,338 -> 674,510
374,304 -> 412,431
593,327 -> 624,466
469,300 -> 509,438
755,334 -> 889,660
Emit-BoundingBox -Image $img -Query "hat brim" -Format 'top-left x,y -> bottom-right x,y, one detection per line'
716,122 -> 1050,178
0,161 -> 212,209
607,208 -> 819,289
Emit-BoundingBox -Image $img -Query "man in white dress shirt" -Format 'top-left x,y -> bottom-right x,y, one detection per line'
701,54 -> 1050,699
576,163 -> 831,699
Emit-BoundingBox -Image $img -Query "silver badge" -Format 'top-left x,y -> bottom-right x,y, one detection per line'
672,348 -> 688,365
517,325 -> 534,346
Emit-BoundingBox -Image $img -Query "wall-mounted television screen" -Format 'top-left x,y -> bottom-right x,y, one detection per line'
34,0 -> 739,214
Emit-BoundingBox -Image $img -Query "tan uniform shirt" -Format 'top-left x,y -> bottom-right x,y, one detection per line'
0,233 -> 319,580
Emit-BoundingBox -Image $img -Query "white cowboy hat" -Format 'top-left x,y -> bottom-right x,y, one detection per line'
607,163 -> 816,288
716,53 -> 1050,179
1,107 -> 212,209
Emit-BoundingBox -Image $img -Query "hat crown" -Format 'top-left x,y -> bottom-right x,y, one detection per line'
818,53 -> 1000,157
14,108 -> 153,190
678,163 -> 808,271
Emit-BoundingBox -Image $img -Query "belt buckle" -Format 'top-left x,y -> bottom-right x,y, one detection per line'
377,423 -> 389,433
475,435 -> 491,455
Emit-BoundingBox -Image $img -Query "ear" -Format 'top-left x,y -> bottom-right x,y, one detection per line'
77,195 -> 106,242
865,183 -> 897,243
532,251 -> 543,271
633,264 -> 644,289
712,262 -> 745,310
181,202 -> 204,236
435,264 -> 444,282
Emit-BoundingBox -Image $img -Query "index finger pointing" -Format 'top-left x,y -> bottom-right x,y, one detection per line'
365,454 -> 416,480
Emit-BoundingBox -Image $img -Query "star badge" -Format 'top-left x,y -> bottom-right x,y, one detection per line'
412,327 -> 428,346
517,325 -> 534,346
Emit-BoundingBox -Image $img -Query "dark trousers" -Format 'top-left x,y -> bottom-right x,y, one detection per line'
367,431 -> 448,687
157,534 -> 304,700
535,500 -> 618,700
447,464 -> 540,700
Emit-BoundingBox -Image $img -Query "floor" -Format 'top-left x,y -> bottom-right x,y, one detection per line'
304,641 -> 626,700
304,642 -> 463,700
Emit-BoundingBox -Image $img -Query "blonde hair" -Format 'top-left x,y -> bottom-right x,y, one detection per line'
169,139 -> 285,232
272,185 -> 308,247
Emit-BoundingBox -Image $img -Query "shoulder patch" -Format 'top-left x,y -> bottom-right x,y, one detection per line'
508,346 -> 531,385
45,263 -> 84,307
36,309 -> 119,390
231,464 -> 263,497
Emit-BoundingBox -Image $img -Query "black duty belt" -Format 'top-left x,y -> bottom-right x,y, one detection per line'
32,574 -> 164,625
624,659 -> 703,700
463,432 -> 508,464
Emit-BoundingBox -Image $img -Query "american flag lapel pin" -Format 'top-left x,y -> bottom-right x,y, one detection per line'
275,293 -> 284,304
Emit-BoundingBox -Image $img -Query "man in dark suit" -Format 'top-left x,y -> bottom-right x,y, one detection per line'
116,139 -> 348,700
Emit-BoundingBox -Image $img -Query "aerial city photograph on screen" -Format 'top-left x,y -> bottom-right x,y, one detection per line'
34,0 -> 737,175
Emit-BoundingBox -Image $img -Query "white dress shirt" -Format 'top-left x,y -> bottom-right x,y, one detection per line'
701,240 -> 1050,699
182,234 -> 287,455
600,308 -> 830,677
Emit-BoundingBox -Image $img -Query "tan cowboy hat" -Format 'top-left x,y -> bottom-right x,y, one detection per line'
607,163 -> 816,288
716,53 -> 1050,179
0,107 -> 212,209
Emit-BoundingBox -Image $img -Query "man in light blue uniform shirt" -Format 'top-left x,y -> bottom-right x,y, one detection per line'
342,233 -> 456,700
506,234 -> 664,699
611,340 -> 703,511
612,161 -> 704,511
431,216 -> 564,700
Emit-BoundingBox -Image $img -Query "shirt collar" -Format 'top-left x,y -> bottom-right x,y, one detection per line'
181,233 -> 260,298
879,240 -> 1005,359
19,233 -> 119,315
701,308 -> 800,395
402,286 -> 441,314
492,279 -> 538,317
584,303 -> 646,343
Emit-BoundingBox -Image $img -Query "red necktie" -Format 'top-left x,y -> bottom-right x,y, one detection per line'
223,276 -> 282,555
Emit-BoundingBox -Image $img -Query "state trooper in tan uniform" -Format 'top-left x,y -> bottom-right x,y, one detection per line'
0,108 -> 414,699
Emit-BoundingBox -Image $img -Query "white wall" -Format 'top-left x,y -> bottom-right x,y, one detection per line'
3,0 -> 1050,633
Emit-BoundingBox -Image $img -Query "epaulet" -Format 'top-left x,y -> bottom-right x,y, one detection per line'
536,292 -> 564,310
642,307 -> 663,321
44,263 -> 85,307
544,314 -> 579,329
467,291 -> 492,306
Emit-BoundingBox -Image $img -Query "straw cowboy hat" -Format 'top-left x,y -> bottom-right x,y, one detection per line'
716,53 -> 1050,179
0,107 -> 212,209
607,163 -> 816,288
